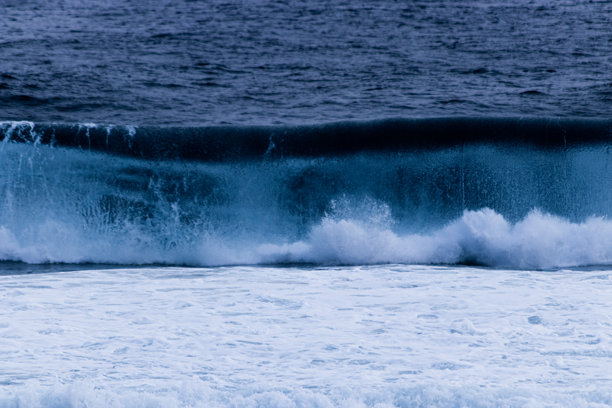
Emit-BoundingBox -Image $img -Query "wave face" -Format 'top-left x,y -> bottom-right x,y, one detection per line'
1,119 -> 611,268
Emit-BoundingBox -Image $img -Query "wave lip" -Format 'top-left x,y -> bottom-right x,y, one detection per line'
2,117 -> 612,162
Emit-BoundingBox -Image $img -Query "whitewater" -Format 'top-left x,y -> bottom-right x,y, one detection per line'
1,206 -> 611,269
2,265 -> 612,407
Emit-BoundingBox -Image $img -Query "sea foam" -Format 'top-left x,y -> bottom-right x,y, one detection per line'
2,381 -> 611,408
0,207 -> 610,268
258,207 -> 612,269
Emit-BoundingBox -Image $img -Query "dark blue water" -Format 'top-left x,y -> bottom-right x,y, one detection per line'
1,0 -> 611,125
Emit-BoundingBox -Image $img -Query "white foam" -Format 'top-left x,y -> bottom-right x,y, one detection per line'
258,208 -> 612,269
0,207 -> 610,268
2,381 -> 612,408
1,265 -> 612,407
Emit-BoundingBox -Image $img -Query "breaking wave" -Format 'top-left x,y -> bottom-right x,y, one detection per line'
0,119 -> 610,268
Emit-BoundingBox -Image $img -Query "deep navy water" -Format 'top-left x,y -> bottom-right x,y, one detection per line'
1,0 -> 611,125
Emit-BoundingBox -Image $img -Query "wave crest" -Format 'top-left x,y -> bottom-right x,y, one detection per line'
2,117 -> 611,161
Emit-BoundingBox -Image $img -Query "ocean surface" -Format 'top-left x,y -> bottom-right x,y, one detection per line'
1,0 -> 612,407
1,0 -> 611,125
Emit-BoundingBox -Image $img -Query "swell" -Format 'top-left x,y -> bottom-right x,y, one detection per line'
1,117 -> 611,162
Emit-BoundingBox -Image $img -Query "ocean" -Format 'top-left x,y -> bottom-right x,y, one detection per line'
1,0 -> 611,407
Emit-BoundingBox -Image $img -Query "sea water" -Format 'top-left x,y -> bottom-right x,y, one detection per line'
1,0 -> 612,406
1,0 -> 611,125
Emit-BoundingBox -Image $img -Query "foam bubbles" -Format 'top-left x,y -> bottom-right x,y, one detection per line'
259,208 -> 612,269
2,381 -> 612,408
0,206 -> 610,268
